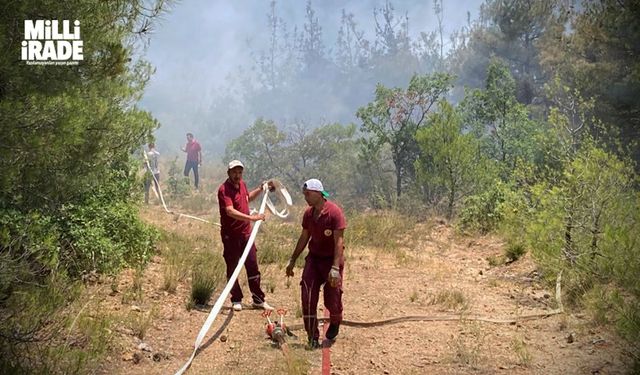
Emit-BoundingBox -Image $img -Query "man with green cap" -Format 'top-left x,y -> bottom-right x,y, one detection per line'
286,178 -> 346,348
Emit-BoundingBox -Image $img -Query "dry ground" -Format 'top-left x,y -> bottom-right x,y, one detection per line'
96,203 -> 632,375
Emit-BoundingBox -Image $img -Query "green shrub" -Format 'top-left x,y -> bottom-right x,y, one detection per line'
0,167 -> 157,374
505,242 -> 526,262
522,145 -> 639,362
0,272 -> 111,374
457,182 -> 507,234
190,252 -> 225,306
167,157 -> 191,198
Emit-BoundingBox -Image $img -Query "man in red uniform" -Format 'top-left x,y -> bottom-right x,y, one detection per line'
218,160 -> 274,311
286,178 -> 346,348
181,132 -> 202,189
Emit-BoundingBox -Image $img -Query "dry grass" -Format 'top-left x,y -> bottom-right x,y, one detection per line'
445,322 -> 487,369
121,268 -> 145,304
347,210 -> 416,251
429,288 -> 470,312
487,254 -> 505,266
409,289 -> 419,303
124,306 -> 157,340
511,335 -> 532,367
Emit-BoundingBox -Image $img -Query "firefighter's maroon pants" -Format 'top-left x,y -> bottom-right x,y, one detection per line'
301,255 -> 343,340
221,234 -> 266,304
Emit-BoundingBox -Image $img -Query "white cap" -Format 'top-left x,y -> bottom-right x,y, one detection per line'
227,160 -> 244,170
303,178 -> 329,197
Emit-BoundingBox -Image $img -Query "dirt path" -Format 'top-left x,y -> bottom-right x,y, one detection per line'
97,207 -> 630,374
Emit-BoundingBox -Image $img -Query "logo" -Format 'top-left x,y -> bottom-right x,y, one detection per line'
22,20 -> 83,65
324,229 -> 333,237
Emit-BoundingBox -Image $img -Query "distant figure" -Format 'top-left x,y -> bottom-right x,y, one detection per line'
217,159 -> 274,312
286,179 -> 346,349
181,132 -> 201,189
144,142 -> 160,204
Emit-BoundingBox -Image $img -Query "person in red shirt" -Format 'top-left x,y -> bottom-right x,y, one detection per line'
286,178 -> 346,349
217,159 -> 274,311
181,132 -> 202,189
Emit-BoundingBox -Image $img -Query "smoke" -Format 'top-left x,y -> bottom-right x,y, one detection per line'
139,0 -> 484,158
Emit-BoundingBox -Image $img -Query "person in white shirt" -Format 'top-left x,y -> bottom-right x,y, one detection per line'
144,142 -> 160,204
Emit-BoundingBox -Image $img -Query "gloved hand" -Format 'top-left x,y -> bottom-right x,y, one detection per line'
262,180 -> 276,192
328,266 -> 341,287
285,259 -> 295,277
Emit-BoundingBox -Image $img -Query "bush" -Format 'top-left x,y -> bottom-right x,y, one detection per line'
505,242 -> 526,262
457,182 -> 507,234
522,145 -> 639,362
167,156 -> 191,198
0,272 -> 111,374
0,167 -> 158,374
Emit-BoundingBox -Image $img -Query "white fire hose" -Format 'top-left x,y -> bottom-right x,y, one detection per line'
142,149 -> 218,225
143,149 -> 292,226
175,181 -> 292,375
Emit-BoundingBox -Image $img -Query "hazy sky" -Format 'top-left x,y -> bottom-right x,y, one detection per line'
139,0 -> 485,155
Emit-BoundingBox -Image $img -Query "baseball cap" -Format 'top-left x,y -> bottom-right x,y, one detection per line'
227,160 -> 244,170
303,178 -> 329,197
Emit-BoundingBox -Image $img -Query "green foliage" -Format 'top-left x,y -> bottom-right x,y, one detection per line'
0,193 -> 157,279
167,156 -> 191,198
457,182 -> 508,234
416,101 -> 492,218
462,59 -> 545,180
296,122 -> 359,198
451,0 -> 556,104
356,139 -> 396,209
190,252 -> 225,306
59,198 -> 158,276
513,144 -> 640,360
225,118 -> 288,185
225,119 -> 359,201
504,242 -> 526,262
357,73 -> 454,198
526,145 -> 635,275
0,1 -> 166,372
0,1 -> 163,275
0,273 -> 111,374
539,0 -> 640,165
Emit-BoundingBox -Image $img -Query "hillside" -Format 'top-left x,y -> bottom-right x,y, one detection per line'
95,204 -> 631,374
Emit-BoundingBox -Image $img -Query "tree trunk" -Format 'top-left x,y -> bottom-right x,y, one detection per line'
563,214 -> 576,265
396,166 -> 402,198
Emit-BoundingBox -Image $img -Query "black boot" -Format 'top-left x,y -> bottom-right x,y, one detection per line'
326,323 -> 340,340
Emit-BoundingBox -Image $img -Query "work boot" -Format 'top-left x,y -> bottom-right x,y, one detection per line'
326,323 -> 340,340
306,338 -> 321,350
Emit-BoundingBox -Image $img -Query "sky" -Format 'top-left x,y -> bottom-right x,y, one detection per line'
139,0 -> 485,156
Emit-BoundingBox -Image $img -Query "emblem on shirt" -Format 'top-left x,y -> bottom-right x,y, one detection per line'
324,229 -> 333,237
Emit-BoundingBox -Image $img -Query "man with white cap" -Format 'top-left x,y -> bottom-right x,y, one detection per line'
217,159 -> 274,311
286,178 -> 346,348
